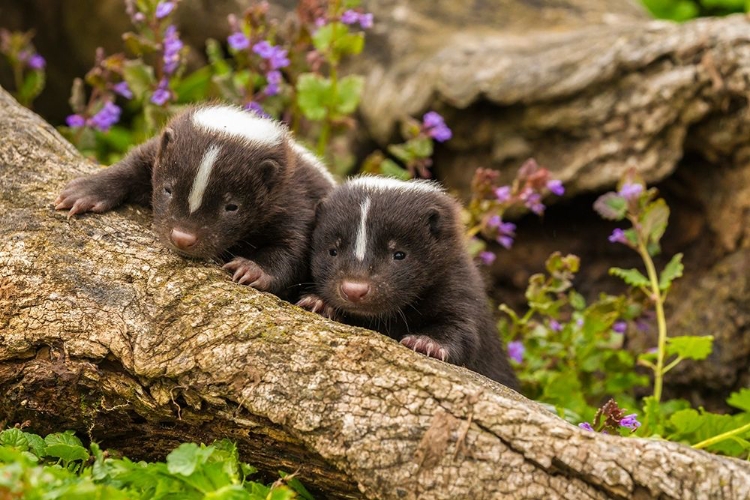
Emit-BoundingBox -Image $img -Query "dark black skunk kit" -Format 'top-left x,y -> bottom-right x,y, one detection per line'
56,104 -> 335,299
299,177 -> 520,389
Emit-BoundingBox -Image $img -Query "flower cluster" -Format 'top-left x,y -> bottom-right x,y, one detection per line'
0,29 -> 47,106
578,398 -> 641,434
422,111 -> 452,143
68,101 -> 122,132
507,341 -> 525,364
340,9 -> 374,29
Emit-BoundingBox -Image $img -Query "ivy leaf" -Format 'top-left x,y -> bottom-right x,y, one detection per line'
727,388 -> 750,412
593,192 -> 627,220
24,432 -> 46,458
659,253 -> 683,291
333,75 -> 364,116
44,431 -> 89,463
641,199 -> 669,247
609,267 -> 650,288
19,69 -> 45,104
296,73 -> 332,121
666,336 -> 714,361
166,442 -> 214,476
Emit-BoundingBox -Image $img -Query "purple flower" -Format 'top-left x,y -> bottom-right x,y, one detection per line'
113,81 -> 133,99
549,320 -> 563,332
507,341 -> 524,363
422,111 -> 452,142
253,41 -> 289,69
608,228 -> 628,244
578,422 -> 594,432
497,235 -> 514,249
151,81 -> 171,106
494,186 -> 511,202
492,218 -> 516,249
612,321 -> 627,334
314,17 -> 327,28
523,192 -> 545,215
88,102 -> 121,132
133,12 -> 146,23
620,414 -> 641,430
340,10 -> 359,24
267,70 -> 282,84
359,13 -> 374,29
244,101 -> 270,119
227,31 -> 250,51
162,25 -> 183,75
547,179 -> 564,196
155,1 -> 175,19
478,251 -> 496,266
576,318 -> 584,327
66,114 -> 86,128
618,182 -> 643,201
27,54 -> 45,70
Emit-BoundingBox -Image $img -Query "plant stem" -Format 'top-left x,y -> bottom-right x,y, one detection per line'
638,242 -> 668,403
693,421 -> 750,450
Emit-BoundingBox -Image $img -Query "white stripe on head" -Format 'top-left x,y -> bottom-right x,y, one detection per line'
354,196 -> 372,261
290,141 -> 336,186
192,105 -> 285,147
189,145 -> 221,213
348,175 -> 444,194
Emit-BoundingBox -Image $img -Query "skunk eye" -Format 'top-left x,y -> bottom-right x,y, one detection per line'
393,251 -> 406,260
225,203 -> 238,212
163,186 -> 172,195
329,248 -> 338,256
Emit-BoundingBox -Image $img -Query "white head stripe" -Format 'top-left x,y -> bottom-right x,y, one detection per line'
348,175 -> 444,194
354,197 -> 371,261
192,106 -> 284,146
189,145 -> 221,213
291,141 -> 336,186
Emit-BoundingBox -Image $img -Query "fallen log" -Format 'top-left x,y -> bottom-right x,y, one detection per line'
0,87 -> 748,498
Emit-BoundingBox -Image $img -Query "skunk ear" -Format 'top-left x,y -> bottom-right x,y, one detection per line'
258,158 -> 281,186
427,207 -> 442,236
159,127 -> 175,155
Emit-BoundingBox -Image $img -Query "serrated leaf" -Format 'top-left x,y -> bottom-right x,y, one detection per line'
45,431 -> 89,463
594,192 -> 627,220
669,408 -> 704,434
23,432 -> 46,458
659,253 -> 683,291
167,442 -> 214,476
666,336 -> 713,361
609,267 -> 650,288
296,73 -> 333,121
407,136 -> 433,159
641,198 -> 669,246
333,74 -> 364,116
569,291 -> 586,310
727,388 -> 750,412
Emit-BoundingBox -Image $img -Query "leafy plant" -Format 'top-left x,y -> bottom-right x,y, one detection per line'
641,0 -> 747,21
0,29 -> 46,107
0,427 -> 308,499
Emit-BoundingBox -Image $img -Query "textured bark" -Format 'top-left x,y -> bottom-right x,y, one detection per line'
1,88 -> 749,498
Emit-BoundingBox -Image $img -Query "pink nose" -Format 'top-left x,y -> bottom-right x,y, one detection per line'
340,280 -> 371,303
170,228 -> 197,249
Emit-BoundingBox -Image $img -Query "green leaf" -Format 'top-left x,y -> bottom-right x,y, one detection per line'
727,388 -> 750,412
0,428 -> 28,451
44,431 -> 89,463
569,291 -> 586,311
666,336 -> 714,361
279,470 -> 315,500
296,73 -> 333,121
640,199 -> 669,247
658,253 -> 683,291
407,136 -> 433,159
167,442 -> 214,476
19,69 -> 45,104
24,432 -> 46,458
122,59 -> 157,101
333,75 -> 364,116
669,409 -> 704,434
312,23 -> 364,62
593,192 -> 627,220
379,159 -> 411,180
609,267 -> 650,288
174,66 -> 214,103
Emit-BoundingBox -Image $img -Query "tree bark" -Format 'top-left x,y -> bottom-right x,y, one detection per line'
0,88 -> 748,498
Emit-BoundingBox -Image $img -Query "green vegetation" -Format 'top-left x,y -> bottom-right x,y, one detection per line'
642,0 -> 748,21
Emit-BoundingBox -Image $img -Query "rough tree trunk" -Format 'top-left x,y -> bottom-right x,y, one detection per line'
0,87 -> 748,499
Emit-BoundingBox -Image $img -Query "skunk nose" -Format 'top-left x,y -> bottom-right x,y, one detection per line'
340,280 -> 371,303
170,228 -> 197,249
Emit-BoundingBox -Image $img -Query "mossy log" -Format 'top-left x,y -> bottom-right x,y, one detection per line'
1,87 -> 749,498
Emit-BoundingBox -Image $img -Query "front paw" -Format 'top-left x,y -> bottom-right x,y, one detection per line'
54,176 -> 120,218
297,294 -> 337,320
401,335 -> 449,362
223,257 -> 272,291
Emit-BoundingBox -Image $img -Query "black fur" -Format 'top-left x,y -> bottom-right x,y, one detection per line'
299,179 -> 520,389
55,105 -> 334,299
